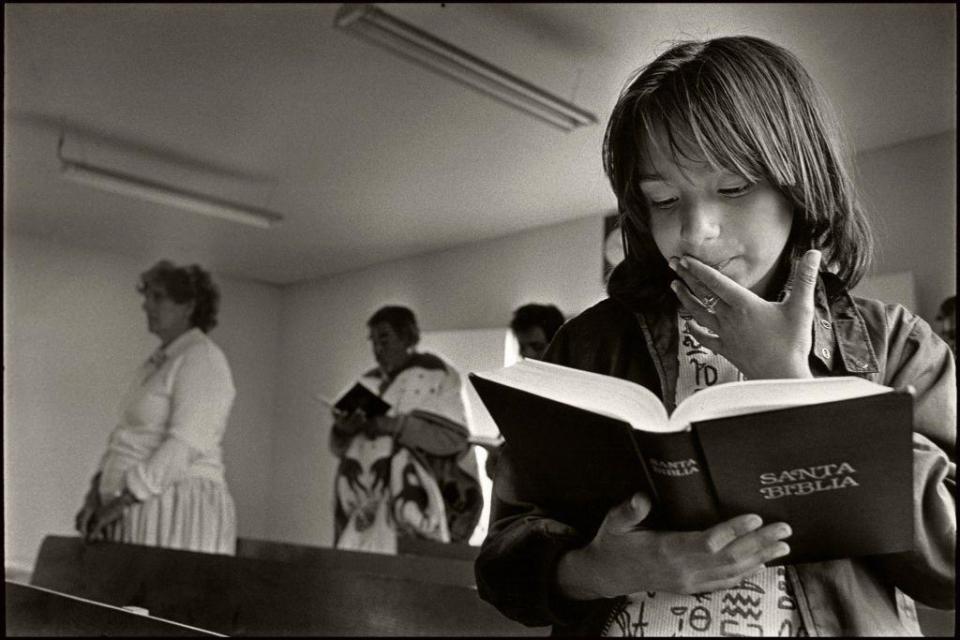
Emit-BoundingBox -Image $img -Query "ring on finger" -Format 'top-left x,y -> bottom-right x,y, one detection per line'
700,294 -> 719,313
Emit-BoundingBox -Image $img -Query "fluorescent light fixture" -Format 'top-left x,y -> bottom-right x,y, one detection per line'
60,159 -> 283,229
334,3 -> 598,132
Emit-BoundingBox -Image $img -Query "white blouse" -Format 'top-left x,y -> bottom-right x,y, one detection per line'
97,328 -> 236,502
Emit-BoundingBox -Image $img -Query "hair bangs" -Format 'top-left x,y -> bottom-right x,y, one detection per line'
639,70 -> 769,187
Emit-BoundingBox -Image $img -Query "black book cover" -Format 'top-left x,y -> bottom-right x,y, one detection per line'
334,383 -> 391,418
468,374 -> 650,529
632,430 -> 721,530
470,372 -> 915,564
693,391 -> 914,564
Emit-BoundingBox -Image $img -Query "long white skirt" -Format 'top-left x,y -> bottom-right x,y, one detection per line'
105,476 -> 236,555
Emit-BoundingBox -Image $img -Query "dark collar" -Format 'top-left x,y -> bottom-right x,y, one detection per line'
812,272 -> 879,375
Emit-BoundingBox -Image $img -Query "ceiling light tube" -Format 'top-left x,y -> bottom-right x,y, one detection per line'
61,159 -> 283,229
334,3 -> 597,132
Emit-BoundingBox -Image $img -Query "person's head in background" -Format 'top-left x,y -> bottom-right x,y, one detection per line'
510,303 -> 565,360
603,36 -> 873,308
138,260 -> 220,347
368,305 -> 420,375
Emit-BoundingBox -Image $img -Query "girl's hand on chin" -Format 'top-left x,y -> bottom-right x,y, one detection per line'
669,250 -> 822,380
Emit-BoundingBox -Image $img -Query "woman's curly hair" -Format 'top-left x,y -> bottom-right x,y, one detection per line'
138,260 -> 221,333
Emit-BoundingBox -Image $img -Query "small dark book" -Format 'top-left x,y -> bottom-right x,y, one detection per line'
468,359 -> 914,565
320,382 -> 391,418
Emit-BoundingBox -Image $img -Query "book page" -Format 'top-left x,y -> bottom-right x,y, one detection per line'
472,359 -> 675,432
314,380 -> 380,407
314,394 -> 335,409
669,376 -> 892,430
467,434 -> 505,451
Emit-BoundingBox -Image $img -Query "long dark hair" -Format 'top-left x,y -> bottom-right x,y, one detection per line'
603,36 -> 874,309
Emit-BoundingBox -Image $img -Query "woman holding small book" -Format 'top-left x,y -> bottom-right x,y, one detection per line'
475,37 -> 955,636
329,305 -> 483,552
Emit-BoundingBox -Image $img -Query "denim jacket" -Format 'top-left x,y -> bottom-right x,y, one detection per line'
475,273 -> 956,636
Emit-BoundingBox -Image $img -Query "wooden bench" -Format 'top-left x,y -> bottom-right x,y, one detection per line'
6,580 -> 223,637
397,536 -> 480,560
915,603 -> 956,637
27,535 -> 954,636
30,535 -> 546,636
235,536 -> 478,587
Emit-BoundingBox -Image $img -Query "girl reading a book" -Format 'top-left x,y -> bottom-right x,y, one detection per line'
475,36 -> 955,636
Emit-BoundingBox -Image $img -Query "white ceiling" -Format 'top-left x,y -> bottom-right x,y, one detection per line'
5,3 -> 956,285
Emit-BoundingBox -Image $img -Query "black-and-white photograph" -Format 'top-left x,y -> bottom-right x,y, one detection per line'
4,3 -> 955,637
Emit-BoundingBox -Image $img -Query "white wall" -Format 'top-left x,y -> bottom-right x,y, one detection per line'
270,214 -> 607,547
855,130 -> 956,321
852,270 -> 917,313
3,233 -> 282,571
419,327 -> 520,546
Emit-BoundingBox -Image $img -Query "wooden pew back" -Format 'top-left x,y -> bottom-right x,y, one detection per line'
397,536 -> 480,560
235,536 -> 478,587
6,580 -> 223,637
30,535 -> 545,636
31,536 -> 244,632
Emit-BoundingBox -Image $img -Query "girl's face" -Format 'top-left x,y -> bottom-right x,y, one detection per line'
638,135 -> 794,299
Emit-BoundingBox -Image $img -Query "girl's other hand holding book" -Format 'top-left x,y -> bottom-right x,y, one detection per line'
555,491 -> 792,599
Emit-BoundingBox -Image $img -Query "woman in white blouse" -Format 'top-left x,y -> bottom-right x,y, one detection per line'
75,260 -> 237,555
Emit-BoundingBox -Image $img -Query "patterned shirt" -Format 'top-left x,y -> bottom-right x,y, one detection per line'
603,313 -> 807,637
333,352 -> 483,549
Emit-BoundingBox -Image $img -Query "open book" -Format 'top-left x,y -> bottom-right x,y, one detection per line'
316,382 -> 391,418
468,359 -> 914,565
467,434 -> 505,451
